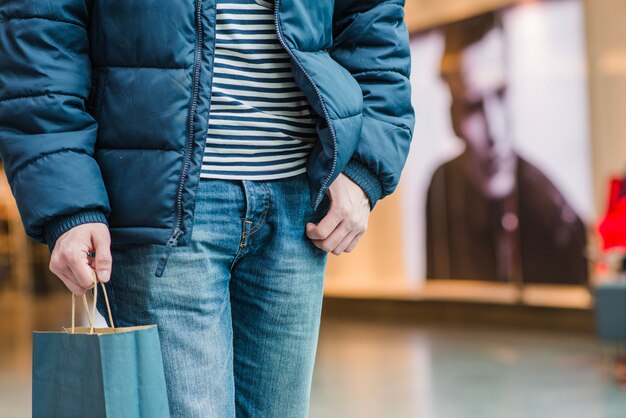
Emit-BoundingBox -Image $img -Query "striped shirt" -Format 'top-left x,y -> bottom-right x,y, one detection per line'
199,0 -> 320,181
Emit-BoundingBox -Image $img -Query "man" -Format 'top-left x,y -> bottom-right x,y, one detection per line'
0,0 -> 414,416
426,11 -> 588,284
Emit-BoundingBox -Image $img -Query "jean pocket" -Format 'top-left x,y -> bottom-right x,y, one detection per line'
310,193 -> 331,224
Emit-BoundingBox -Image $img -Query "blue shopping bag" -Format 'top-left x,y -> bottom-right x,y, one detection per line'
32,272 -> 170,418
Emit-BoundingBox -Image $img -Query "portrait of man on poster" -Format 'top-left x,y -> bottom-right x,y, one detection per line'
425,11 -> 589,285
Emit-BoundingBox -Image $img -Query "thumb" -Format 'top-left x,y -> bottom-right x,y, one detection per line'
92,229 -> 112,282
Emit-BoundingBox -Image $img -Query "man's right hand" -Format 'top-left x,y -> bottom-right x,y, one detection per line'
48,223 -> 112,295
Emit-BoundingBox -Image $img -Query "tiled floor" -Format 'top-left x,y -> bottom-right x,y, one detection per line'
1,291 -> 625,418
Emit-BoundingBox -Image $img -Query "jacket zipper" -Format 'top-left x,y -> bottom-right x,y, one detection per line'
273,0 -> 338,209
155,0 -> 336,276
154,0 -> 204,277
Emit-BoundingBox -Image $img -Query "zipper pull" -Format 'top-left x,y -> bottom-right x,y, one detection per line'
154,226 -> 184,277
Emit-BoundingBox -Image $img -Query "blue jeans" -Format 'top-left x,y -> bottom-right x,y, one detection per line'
96,172 -> 331,417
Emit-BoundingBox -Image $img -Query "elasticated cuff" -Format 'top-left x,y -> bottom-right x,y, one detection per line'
43,209 -> 109,253
341,156 -> 384,211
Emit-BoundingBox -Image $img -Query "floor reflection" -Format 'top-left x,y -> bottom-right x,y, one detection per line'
1,291 -> 625,418
311,313 -> 626,418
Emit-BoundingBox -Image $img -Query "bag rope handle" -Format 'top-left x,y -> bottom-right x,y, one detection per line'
70,270 -> 115,334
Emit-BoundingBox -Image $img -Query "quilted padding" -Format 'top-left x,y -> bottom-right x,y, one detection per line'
0,0 -> 415,267
0,0 -> 111,243
89,0 -> 196,68
95,149 -> 180,229
95,68 -> 191,151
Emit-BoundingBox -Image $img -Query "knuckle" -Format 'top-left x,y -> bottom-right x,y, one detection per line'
59,246 -> 73,260
96,255 -> 112,265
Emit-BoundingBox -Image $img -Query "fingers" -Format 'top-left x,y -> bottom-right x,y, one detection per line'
305,203 -> 343,241
92,231 -> 112,282
50,262 -> 88,296
334,230 -> 363,255
305,173 -> 371,255
68,258 -> 98,290
306,205 -> 368,255
308,220 -> 355,255
343,232 -> 363,253
48,223 -> 112,295
61,271 -> 88,296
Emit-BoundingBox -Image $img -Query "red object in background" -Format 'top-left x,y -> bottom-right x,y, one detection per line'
598,176 -> 626,250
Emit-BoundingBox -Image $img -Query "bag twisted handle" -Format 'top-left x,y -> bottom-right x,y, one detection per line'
70,270 -> 115,334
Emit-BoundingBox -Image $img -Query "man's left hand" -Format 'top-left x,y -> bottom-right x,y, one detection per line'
305,173 -> 370,255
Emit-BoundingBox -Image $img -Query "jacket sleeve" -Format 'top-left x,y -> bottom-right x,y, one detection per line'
331,0 -> 415,210
0,0 -> 110,252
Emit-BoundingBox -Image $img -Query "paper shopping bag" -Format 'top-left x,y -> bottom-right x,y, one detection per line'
32,273 -> 170,418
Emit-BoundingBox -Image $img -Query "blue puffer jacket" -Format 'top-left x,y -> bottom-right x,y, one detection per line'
0,0 -> 414,276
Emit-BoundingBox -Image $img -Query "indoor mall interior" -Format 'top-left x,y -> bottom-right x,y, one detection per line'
2,0 -> 626,417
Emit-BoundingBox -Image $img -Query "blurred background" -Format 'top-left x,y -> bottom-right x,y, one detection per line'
2,0 -> 626,417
